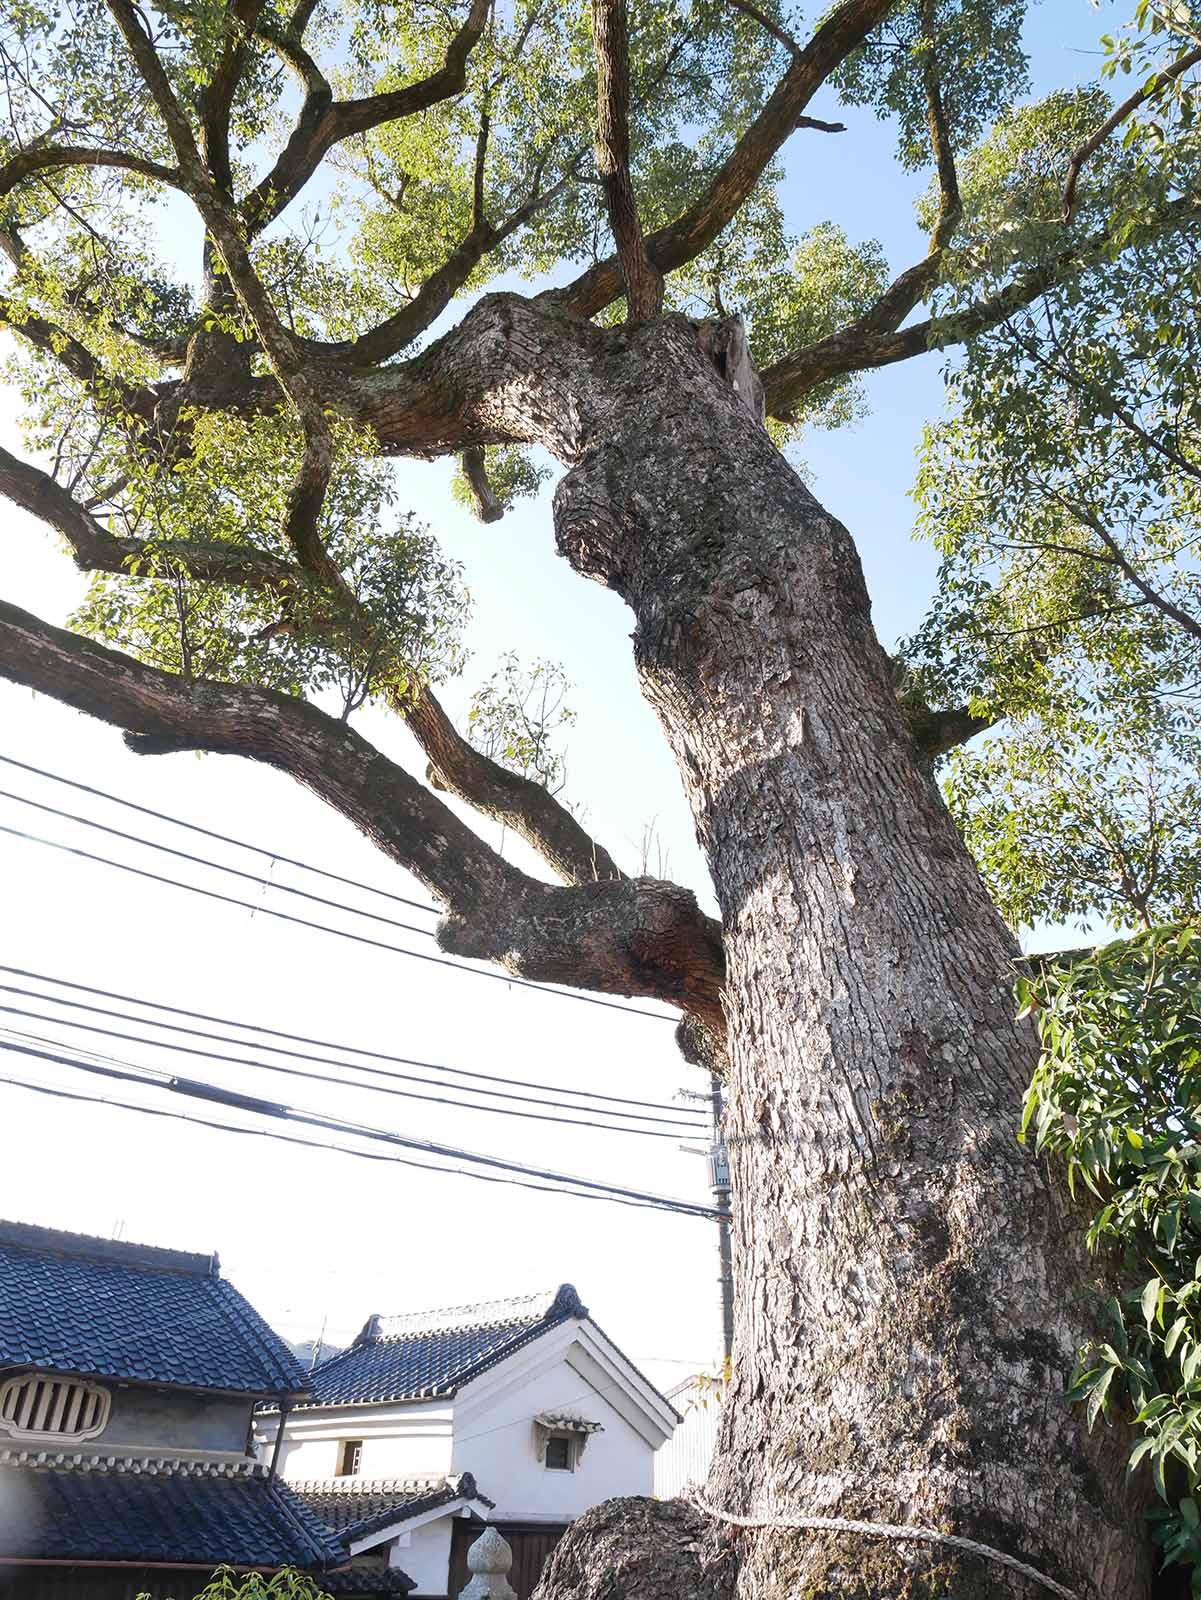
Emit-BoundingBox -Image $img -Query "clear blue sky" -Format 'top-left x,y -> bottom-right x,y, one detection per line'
0,1 -> 1114,1387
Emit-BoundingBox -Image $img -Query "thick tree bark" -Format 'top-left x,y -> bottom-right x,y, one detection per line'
0,297 -> 1148,1594
533,318 -> 1147,1597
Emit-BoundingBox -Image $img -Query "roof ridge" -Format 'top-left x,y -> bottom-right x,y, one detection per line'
0,1447 -> 268,1477
288,1475 -> 447,1494
209,1274 -> 310,1398
358,1283 -> 586,1343
0,1219 -> 217,1276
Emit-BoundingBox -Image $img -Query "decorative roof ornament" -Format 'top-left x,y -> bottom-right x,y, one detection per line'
460,1526 -> 517,1600
290,1287 -> 590,1410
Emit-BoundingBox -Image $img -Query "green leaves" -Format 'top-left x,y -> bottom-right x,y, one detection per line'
831,0 -> 1031,172
66,406 -> 469,719
1025,927 -> 1201,1581
466,654 -> 576,797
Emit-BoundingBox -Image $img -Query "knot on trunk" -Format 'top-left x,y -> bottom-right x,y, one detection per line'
677,1012 -> 729,1077
693,314 -> 765,425
437,876 -> 726,1031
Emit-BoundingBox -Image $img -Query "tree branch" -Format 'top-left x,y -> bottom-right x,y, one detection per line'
1050,492 -> 1201,645
241,0 -> 491,234
103,0 -> 206,176
0,143 -> 180,199
305,163 -> 581,367
550,0 -> 897,319
0,440 -> 301,589
2,431 -> 628,892
591,0 -> 663,321
200,0 -> 267,195
0,595 -> 724,1022
405,683 -> 625,886
1062,43 -> 1201,223
762,194 -> 1201,417
906,700 -> 994,759
726,0 -> 802,58
918,0 -> 961,252
460,445 -> 504,522
0,293 -> 160,426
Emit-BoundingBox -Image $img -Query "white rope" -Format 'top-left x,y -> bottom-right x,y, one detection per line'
689,1496 -> 1078,1600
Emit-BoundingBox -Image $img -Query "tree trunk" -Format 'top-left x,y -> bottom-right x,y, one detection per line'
541,317 -> 1148,1598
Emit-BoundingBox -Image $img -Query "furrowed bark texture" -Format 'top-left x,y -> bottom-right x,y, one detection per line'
0,283 -> 1149,1592
525,314 -> 1147,1598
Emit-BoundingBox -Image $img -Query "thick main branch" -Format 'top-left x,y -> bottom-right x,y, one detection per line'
0,596 -> 724,1023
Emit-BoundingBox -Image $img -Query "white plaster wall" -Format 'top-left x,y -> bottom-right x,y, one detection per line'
386,1515 -> 454,1594
261,1401 -> 454,1481
653,1379 -> 718,1499
450,1350 -> 654,1522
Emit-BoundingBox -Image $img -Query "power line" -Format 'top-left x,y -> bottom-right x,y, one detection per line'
0,965 -> 701,1118
0,1072 -> 714,1220
0,1004 -> 696,1139
0,1038 -> 720,1219
0,753 -> 439,915
0,820 -> 678,1022
0,785 -> 435,938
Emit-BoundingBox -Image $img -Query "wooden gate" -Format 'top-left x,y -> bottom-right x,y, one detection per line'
448,1519 -> 569,1600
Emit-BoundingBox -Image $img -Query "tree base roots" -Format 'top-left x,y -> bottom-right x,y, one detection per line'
533,1497 -> 1079,1600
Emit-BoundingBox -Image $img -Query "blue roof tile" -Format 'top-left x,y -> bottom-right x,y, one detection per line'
0,1221 -> 307,1397
0,1466 -> 347,1568
320,1568 -> 416,1593
292,1287 -> 586,1409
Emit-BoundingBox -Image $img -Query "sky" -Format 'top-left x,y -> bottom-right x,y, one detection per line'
0,2 -> 1117,1396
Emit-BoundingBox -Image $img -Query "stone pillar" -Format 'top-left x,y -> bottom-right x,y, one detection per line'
459,1525 -> 517,1600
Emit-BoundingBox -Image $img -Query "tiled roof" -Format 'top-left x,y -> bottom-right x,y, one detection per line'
292,1473 -> 491,1543
320,1568 -> 416,1593
289,1286 -> 587,1410
0,1220 -> 308,1397
0,1463 -> 347,1567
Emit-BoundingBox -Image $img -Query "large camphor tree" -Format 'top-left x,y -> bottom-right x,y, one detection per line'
1,0 -> 1200,1593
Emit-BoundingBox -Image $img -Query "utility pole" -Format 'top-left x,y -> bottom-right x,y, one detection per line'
709,1074 -> 734,1364
679,1078 -> 734,1364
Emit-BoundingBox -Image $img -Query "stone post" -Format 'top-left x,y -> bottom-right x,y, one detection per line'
459,1525 -> 518,1600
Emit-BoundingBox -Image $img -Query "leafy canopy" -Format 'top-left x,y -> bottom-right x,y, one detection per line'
1021,929 -> 1201,1587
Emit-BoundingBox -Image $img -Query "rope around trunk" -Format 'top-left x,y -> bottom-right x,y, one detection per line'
688,1496 -> 1078,1599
